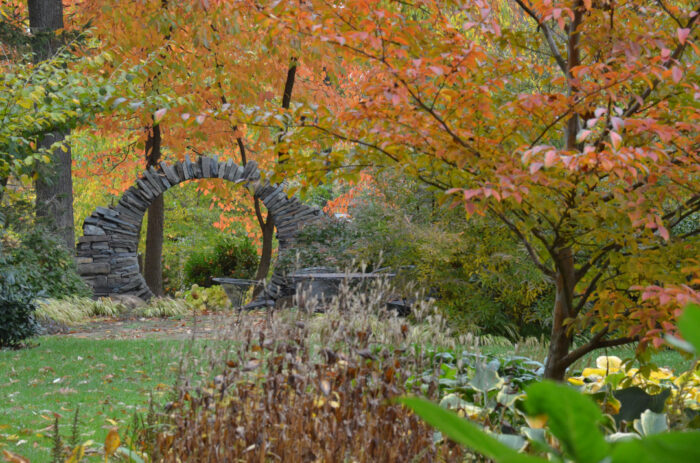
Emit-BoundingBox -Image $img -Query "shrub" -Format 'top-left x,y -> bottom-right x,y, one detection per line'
403,305 -> 700,462
176,284 -> 230,312
183,235 -> 258,288
0,269 -> 39,348
1,226 -> 90,299
287,173 -> 553,338
148,286 -> 465,462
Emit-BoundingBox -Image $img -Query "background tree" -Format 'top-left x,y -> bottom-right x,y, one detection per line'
28,0 -> 75,252
256,0 -> 700,379
74,0 -> 350,291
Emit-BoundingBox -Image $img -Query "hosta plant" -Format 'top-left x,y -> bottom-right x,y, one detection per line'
403,304 -> 700,462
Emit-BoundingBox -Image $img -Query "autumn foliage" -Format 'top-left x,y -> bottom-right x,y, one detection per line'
5,0 -> 696,379
232,0 -> 700,379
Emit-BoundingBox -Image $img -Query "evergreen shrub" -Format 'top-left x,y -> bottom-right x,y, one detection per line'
184,235 -> 258,288
0,267 -> 39,348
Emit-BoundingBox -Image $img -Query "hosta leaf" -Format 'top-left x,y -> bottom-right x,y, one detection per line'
525,381 -> 610,463
678,304 -> 700,355
610,431 -> 700,463
471,363 -> 504,393
399,397 -> 545,462
633,410 -> 668,436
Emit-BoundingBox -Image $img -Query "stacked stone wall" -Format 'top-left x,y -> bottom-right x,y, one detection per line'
77,156 -> 323,301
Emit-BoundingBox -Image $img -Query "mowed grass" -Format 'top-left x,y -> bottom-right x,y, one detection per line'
0,328 -> 691,461
481,342 -> 692,374
0,336 -> 206,462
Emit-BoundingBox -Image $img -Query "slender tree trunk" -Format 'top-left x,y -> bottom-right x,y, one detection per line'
544,247 -> 576,380
543,2 -> 584,380
29,0 -> 75,252
252,202 -> 275,297
145,195 -> 164,296
144,124 -> 164,296
256,220 -> 275,281
141,0 -> 171,296
249,58 -> 297,290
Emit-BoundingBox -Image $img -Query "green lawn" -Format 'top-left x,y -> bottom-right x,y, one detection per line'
0,337 -> 204,462
481,342 -> 693,374
1,332 -> 692,461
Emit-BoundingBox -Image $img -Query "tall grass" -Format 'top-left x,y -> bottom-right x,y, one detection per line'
36,296 -> 190,326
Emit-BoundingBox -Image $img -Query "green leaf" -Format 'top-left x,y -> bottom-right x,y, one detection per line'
115,446 -> 146,463
471,362 -> 504,393
611,431 -> 700,463
633,410 -> 668,436
525,381 -> 610,463
678,304 -> 700,355
493,433 -> 527,452
399,397 -> 545,462
613,387 -> 670,424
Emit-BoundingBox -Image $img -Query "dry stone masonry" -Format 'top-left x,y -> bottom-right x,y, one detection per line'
77,155 -> 323,302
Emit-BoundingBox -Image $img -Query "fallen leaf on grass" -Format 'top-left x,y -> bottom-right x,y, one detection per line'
2,449 -> 29,463
104,428 -> 120,459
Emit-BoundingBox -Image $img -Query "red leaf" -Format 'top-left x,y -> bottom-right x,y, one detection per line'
677,28 -> 690,45
154,108 -> 167,122
610,132 -> 622,150
529,162 -> 543,174
671,66 -> 683,83
544,150 -> 556,168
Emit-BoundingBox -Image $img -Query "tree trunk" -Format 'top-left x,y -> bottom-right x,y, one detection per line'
143,124 -> 164,296
543,247 -> 576,380
544,3 -> 583,380
253,214 -> 275,297
35,132 -> 75,252
145,194 -> 164,297
29,0 -> 75,252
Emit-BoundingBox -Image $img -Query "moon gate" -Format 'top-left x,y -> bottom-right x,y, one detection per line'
76,155 -> 322,301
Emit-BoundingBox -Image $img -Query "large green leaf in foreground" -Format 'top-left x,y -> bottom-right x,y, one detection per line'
398,397 -> 545,463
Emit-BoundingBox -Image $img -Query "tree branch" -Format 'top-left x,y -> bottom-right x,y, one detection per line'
512,0 -> 567,75
490,207 -> 555,278
560,331 -> 637,368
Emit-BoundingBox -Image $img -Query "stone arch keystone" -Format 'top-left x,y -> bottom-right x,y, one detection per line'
76,155 -> 323,301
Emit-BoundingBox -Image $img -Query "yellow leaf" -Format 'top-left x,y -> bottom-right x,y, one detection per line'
16,99 -> 32,110
104,428 -> 120,459
582,367 -> 606,377
525,414 -> 548,429
66,442 -> 86,463
596,356 -> 622,372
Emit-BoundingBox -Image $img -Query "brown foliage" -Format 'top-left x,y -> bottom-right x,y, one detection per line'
154,292 -> 463,462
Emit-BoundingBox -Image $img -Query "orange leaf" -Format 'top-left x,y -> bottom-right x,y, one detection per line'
104,428 -> 120,458
2,450 -> 29,463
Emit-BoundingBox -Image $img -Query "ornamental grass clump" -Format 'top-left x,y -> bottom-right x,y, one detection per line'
151,283 -> 465,462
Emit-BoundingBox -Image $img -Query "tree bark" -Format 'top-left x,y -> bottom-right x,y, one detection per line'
543,247 -> 576,380
35,132 -> 75,251
252,200 -> 275,297
29,0 -> 75,252
145,195 -> 164,296
140,0 -> 171,296
544,2 -> 584,380
144,124 -> 164,296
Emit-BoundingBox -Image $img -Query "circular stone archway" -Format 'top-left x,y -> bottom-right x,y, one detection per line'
76,155 -> 323,302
